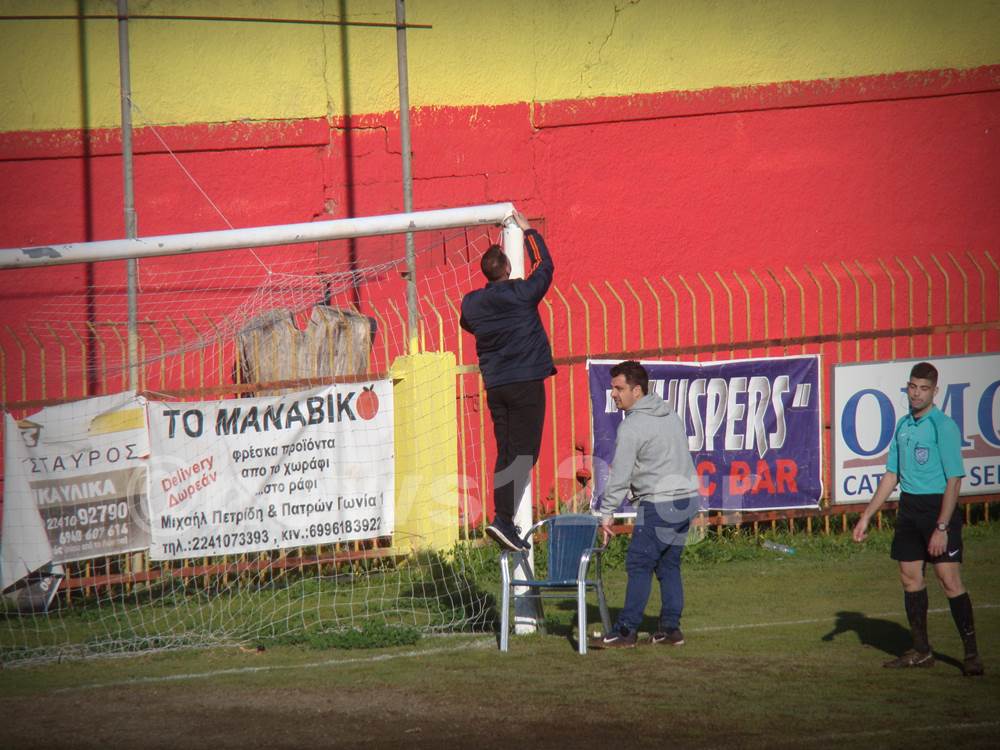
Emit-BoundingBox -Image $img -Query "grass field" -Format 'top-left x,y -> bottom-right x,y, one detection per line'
1,524 -> 998,749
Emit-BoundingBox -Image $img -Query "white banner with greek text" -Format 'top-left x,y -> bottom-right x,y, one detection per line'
833,354 -> 1000,503
2,392 -> 150,592
146,381 -> 394,560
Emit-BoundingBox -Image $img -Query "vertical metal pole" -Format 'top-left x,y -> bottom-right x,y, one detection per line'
502,219 -> 542,635
118,0 -> 143,578
395,0 -> 419,355
118,0 -> 139,391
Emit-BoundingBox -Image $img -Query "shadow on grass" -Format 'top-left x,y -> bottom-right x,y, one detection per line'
558,601 -> 656,639
538,600 -> 618,651
405,550 -> 499,633
821,610 -> 964,671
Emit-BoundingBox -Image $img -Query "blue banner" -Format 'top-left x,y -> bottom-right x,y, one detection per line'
588,356 -> 823,512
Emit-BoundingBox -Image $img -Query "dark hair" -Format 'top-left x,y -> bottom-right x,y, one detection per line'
610,360 -> 649,395
480,245 -> 509,281
910,361 -> 939,385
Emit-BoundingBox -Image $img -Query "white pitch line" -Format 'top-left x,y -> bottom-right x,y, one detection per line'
687,602 -> 998,634
52,637 -> 495,693
42,602 -> 1000,692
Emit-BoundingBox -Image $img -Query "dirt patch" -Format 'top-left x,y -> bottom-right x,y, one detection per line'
0,681 -> 693,750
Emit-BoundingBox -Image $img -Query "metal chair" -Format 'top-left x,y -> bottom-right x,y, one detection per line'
499,513 -> 612,655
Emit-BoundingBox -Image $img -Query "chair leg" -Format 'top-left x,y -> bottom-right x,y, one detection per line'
514,549 -> 544,632
500,552 -> 511,652
577,580 -> 587,655
596,581 -> 612,633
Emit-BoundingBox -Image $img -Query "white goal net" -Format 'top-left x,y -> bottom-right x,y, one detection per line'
0,206 -> 514,665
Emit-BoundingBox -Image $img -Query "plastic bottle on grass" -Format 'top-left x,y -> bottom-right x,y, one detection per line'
761,540 -> 795,555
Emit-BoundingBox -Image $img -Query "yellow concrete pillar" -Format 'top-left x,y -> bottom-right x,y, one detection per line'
390,351 -> 459,554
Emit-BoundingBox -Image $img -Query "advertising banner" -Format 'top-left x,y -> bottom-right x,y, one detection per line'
589,356 -> 823,512
832,353 -> 1000,503
1,392 -> 150,592
146,381 -> 394,560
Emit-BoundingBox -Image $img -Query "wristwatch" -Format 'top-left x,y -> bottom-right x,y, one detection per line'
935,522 -> 948,532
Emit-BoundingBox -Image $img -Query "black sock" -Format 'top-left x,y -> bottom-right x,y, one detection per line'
948,592 -> 978,657
904,589 -> 930,653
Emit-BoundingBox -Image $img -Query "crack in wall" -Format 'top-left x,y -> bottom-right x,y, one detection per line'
318,0 -> 335,219
321,1 -> 333,120
18,72 -> 36,129
581,0 -> 641,93
332,124 -> 388,134
412,172 -> 490,182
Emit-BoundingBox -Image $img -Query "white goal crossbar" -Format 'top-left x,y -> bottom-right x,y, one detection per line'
0,203 -> 517,269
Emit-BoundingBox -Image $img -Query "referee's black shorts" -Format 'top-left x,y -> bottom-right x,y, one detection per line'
891,492 -> 964,564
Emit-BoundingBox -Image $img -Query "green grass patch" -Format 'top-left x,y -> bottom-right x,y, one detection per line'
1,524 -> 998,747
3,523 -> 998,668
258,621 -> 422,650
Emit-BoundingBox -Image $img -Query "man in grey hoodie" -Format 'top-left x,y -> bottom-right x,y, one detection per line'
592,360 -> 700,648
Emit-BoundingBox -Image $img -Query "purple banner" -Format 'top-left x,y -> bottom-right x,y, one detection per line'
588,356 -> 822,512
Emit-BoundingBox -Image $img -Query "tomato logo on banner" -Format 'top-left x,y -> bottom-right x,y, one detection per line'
356,386 -> 380,421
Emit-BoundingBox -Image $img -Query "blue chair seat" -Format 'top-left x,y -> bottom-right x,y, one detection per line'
500,513 -> 612,655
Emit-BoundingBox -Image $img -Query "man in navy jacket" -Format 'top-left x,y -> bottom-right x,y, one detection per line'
460,210 -> 556,550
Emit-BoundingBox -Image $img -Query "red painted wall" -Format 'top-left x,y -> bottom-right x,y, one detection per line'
3,73 -> 997,288
1,71 -> 998,520
540,91 -> 999,277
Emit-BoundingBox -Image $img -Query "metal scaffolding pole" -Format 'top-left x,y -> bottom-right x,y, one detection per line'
395,0 -> 419,355
117,0 -> 139,392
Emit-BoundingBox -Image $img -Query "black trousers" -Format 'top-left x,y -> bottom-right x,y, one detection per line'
486,379 -> 546,523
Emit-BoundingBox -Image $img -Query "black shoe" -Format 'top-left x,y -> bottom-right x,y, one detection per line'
963,654 -> 984,677
514,525 -> 532,550
883,649 -> 934,668
651,628 -> 685,646
486,518 -> 524,552
589,626 -> 637,649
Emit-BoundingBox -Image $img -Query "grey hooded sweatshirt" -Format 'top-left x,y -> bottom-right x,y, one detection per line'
598,391 -> 699,518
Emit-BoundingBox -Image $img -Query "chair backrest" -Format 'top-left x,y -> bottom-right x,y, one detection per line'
546,514 -> 600,581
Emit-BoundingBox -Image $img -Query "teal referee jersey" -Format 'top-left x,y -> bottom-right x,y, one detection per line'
886,405 -> 965,494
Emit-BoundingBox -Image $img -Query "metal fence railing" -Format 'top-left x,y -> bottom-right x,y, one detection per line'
2,249 -> 998,565
504,250 -> 1000,536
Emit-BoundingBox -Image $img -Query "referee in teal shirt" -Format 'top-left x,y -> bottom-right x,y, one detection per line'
853,361 -> 983,676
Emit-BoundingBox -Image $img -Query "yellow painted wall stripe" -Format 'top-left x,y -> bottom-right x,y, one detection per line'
1,0 -> 998,132
389,352 -> 459,554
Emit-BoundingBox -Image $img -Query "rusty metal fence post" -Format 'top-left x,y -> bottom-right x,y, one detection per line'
1,249 -> 998,603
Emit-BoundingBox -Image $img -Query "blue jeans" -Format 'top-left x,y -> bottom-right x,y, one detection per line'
616,499 -> 694,633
